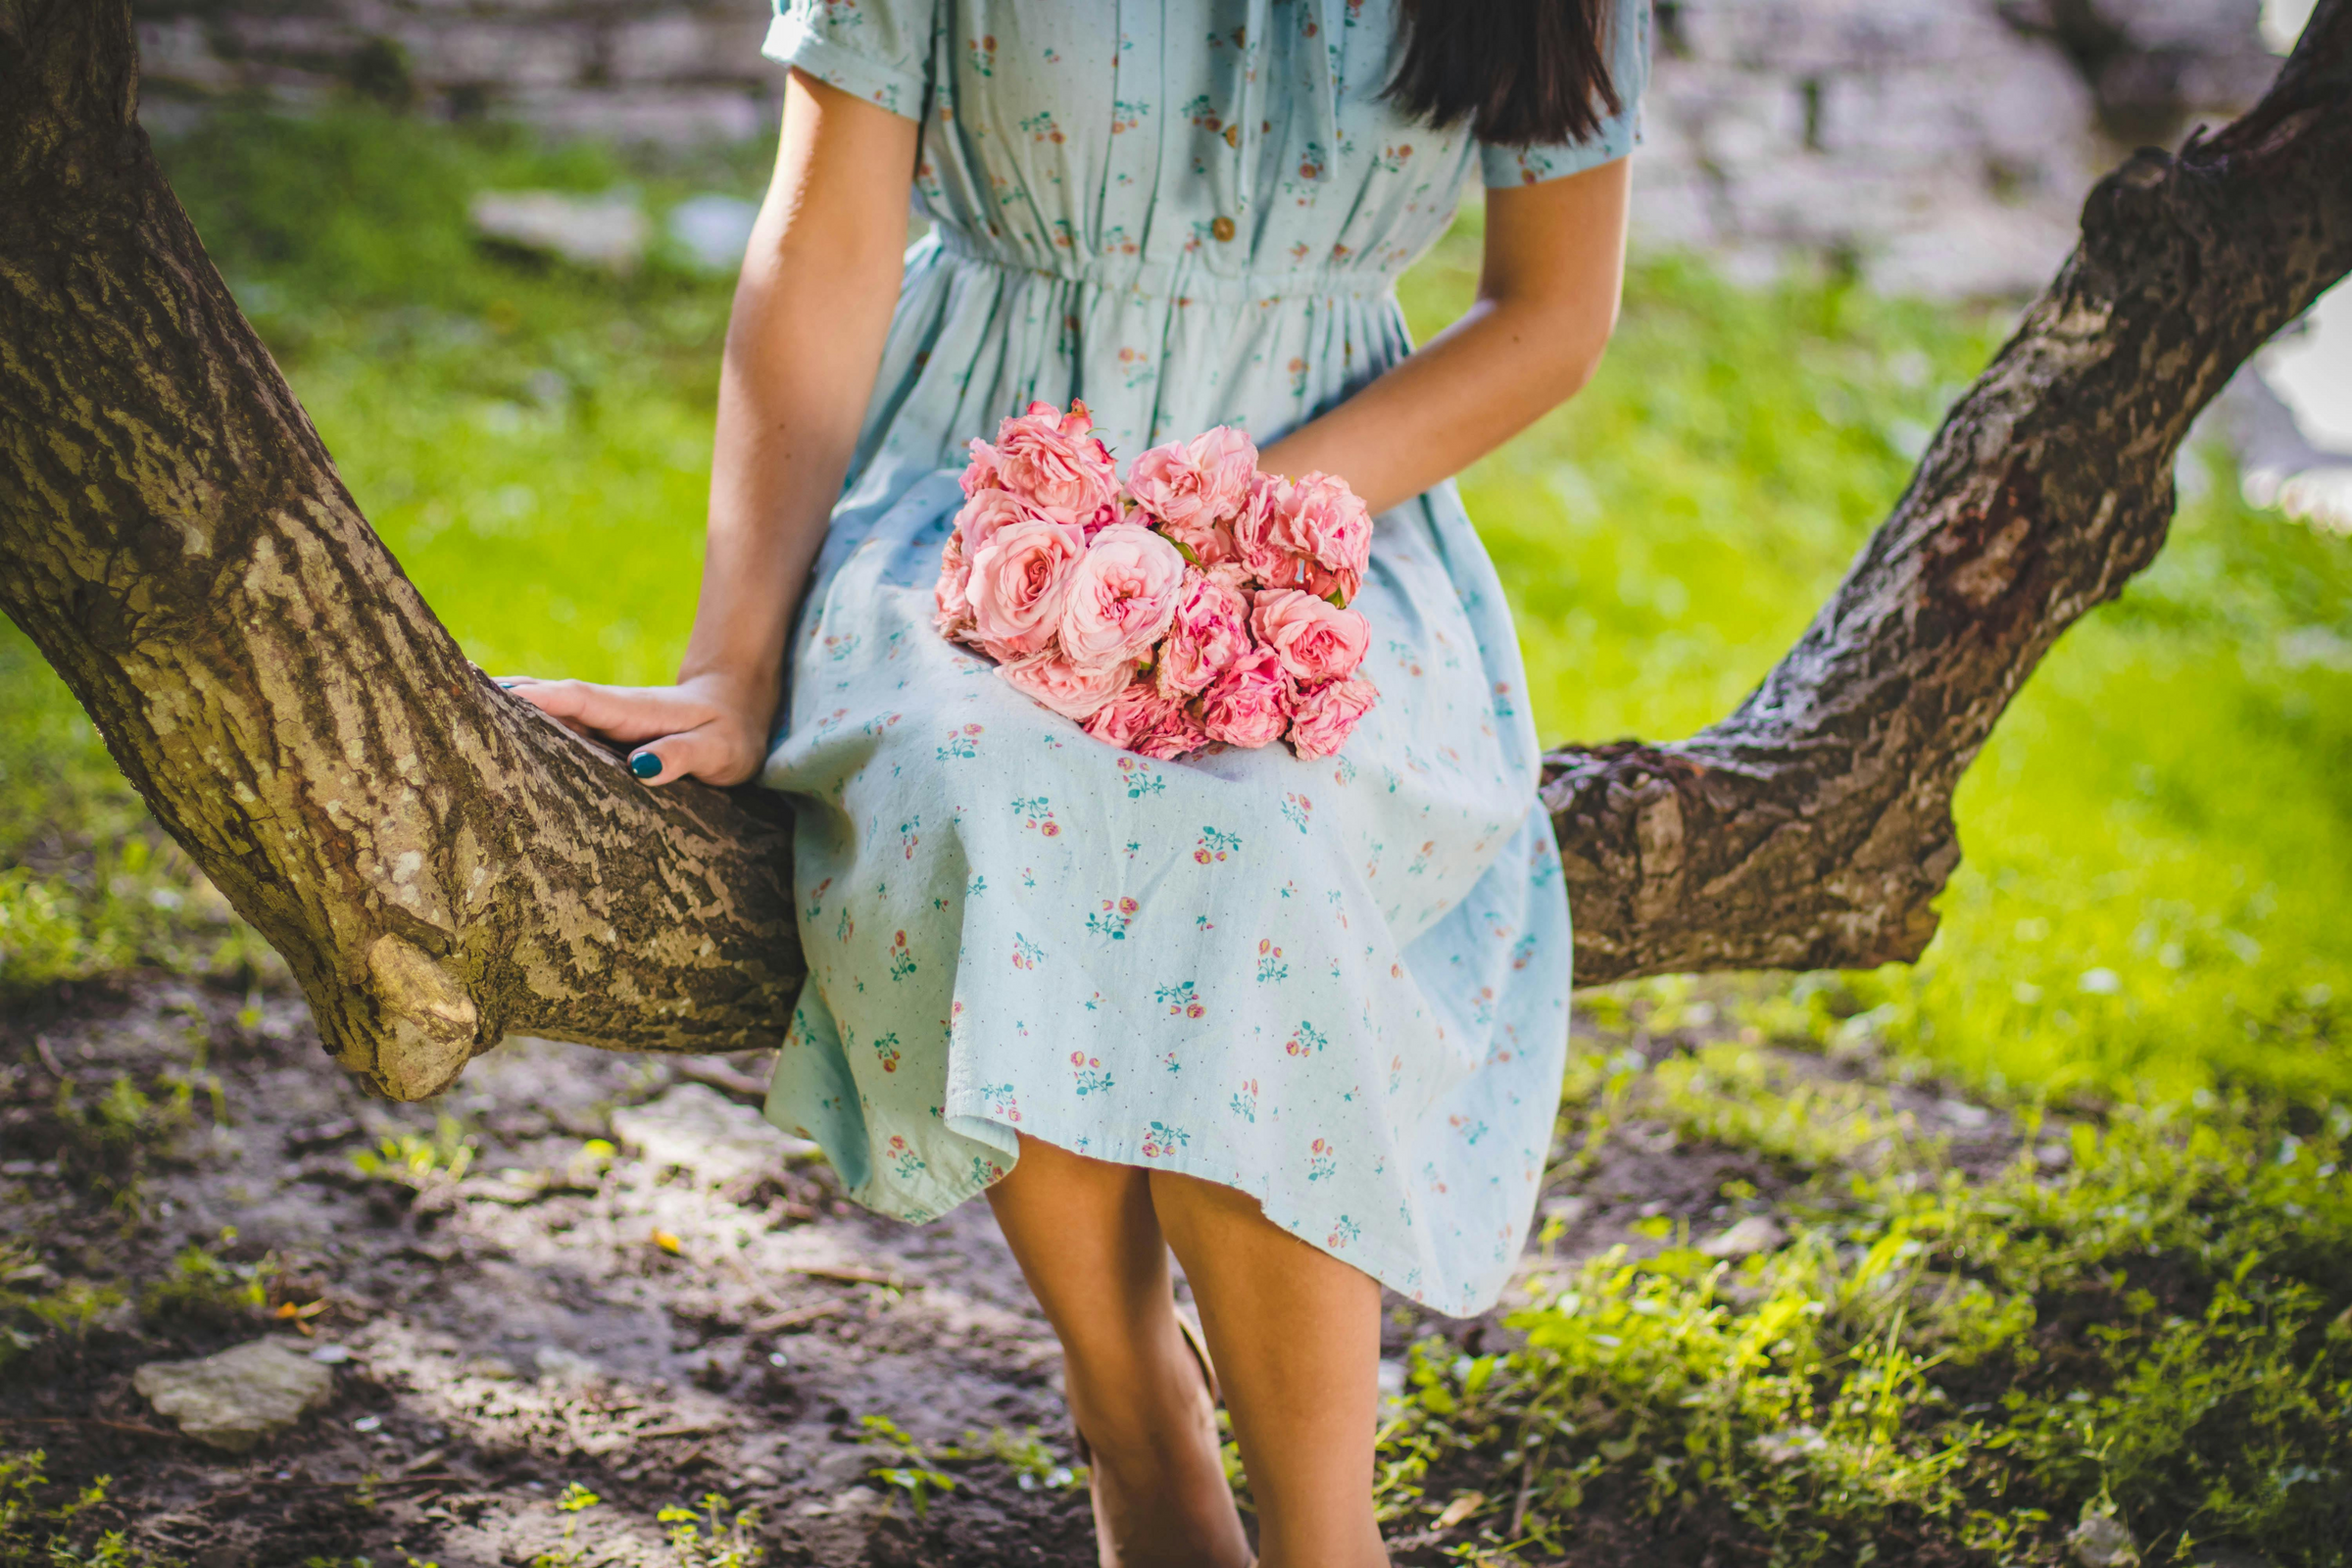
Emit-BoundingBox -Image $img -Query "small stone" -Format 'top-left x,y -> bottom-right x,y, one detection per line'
798,1485 -> 887,1520
533,1345 -> 601,1384
309,1344 -> 352,1364
611,1082 -> 818,1189
468,189 -> 650,273
1935,1097 -> 1992,1129
2069,1505 -> 2141,1568
1538,1195 -> 1589,1226
133,1338 -> 335,1453
1699,1214 -> 1786,1258
1750,1424 -> 1824,1463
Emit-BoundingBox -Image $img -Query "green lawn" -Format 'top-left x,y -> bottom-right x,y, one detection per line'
3,107 -> 2349,1568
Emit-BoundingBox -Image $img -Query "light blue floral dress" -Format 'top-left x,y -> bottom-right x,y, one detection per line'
757,0 -> 1646,1316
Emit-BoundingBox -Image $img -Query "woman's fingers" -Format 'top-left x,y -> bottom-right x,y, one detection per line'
623,724 -> 760,788
501,678 -> 716,746
489,677 -> 760,786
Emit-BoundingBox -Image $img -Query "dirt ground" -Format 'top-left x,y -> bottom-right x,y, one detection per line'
0,975 -> 2015,1566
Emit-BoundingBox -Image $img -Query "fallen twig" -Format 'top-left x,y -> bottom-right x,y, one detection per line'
32,1037 -> 69,1082
747,1300 -> 850,1334
304,1472 -> 467,1490
0,1414 -> 179,1441
630,1422 -> 734,1442
671,1058 -> 770,1105
788,1263 -> 912,1290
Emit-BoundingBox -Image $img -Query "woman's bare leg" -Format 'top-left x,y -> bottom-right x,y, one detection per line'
985,1134 -> 1252,1568
1149,1170 -> 1389,1568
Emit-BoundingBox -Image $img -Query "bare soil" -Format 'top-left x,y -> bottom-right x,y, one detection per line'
0,975 -> 2014,1566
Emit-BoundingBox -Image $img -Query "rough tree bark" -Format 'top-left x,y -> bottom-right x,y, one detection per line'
1544,4 -> 2352,979
0,2 -> 806,1100
2,0 -> 2347,1102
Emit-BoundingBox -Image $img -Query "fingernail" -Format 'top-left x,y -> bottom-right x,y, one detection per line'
629,752 -> 662,779
496,680 -> 519,689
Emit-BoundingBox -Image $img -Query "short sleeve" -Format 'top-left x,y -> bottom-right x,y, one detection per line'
761,0 -> 937,122
1478,0 -> 1650,187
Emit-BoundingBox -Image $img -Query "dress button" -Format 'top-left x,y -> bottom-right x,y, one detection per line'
1211,215 -> 1237,243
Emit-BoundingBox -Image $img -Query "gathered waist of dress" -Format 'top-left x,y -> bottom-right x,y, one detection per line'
921,223 -> 1404,305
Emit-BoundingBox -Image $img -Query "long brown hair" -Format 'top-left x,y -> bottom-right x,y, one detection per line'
1385,0 -> 1624,147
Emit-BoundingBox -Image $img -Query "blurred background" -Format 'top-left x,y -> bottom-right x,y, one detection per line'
4,5 -> 2350,1562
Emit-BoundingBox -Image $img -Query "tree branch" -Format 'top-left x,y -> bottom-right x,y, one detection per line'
1546,0 -> 2352,983
0,0 -> 803,1099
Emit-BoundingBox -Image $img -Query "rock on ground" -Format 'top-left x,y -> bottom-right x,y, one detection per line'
608,1078 -> 819,1189
467,190 -> 650,272
132,1337 -> 336,1453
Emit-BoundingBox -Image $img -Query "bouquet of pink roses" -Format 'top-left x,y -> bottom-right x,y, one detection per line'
931,400 -> 1379,761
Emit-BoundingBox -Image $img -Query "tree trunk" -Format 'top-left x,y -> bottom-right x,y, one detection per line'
1,0 -> 2347,1098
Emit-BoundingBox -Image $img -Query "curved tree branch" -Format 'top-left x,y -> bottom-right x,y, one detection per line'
0,0 -> 803,1099
1,0 -> 2346,1095
1548,0 -> 2352,982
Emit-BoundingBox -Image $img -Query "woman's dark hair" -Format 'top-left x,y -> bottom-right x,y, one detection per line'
1386,0 -> 1622,148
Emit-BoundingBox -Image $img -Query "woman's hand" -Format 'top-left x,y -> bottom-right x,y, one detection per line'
496,74 -> 914,794
499,668 -> 778,787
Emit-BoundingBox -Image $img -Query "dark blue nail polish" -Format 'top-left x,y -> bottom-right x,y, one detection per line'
630,752 -> 662,779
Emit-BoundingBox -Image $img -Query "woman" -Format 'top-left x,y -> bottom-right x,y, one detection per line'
512,1 -> 1645,1560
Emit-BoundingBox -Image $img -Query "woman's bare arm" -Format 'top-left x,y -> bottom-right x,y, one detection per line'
1255,157 -> 1631,514
511,70 -> 915,785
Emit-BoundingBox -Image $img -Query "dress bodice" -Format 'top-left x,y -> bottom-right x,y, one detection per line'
764,0 -> 1647,461
774,0 -> 1646,283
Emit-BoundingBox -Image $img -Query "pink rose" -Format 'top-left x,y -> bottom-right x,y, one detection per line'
1199,646 -> 1297,749
1250,588 -> 1370,685
1288,675 -> 1379,760
955,487 -> 1041,559
966,516 -> 1086,660
983,400 -> 1121,529
1135,699 -> 1212,760
1058,522 -> 1188,668
1232,472 -> 1303,588
1082,679 -> 1190,751
1000,651 -> 1134,721
933,528 -> 974,643
1155,568 -> 1254,698
1150,510 -> 1238,570
1302,560 -> 1364,606
960,436 -> 1003,497
1272,471 -> 1373,606
1127,426 -> 1257,563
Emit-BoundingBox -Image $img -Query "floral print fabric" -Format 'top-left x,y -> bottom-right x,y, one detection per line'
756,0 -> 1646,1316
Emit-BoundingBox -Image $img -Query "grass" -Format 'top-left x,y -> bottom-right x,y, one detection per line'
0,1448 -> 161,1567
0,105 -> 2348,1566
1372,1018 -> 2352,1566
